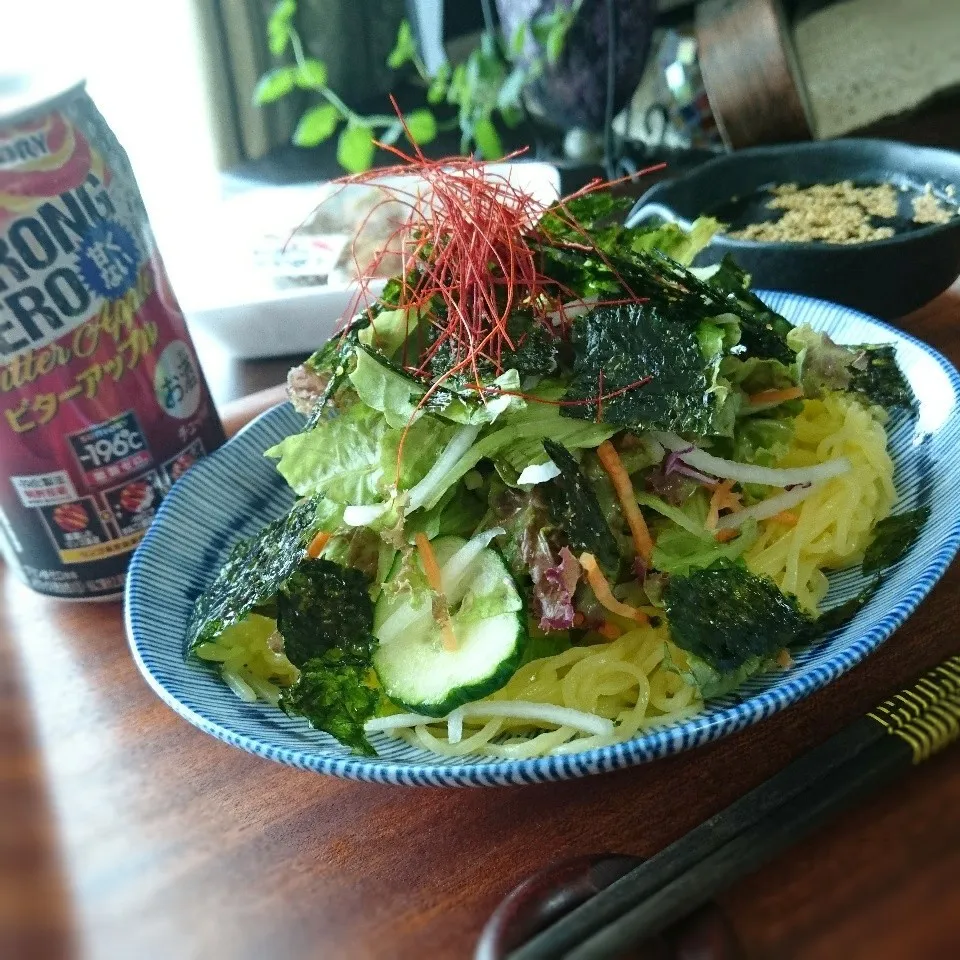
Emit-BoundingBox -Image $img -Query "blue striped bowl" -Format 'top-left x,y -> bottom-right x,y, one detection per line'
125,293 -> 960,786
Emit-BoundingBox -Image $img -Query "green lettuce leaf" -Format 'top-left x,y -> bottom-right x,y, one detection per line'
349,346 -> 424,428
720,355 -> 798,396
299,316 -> 369,428
405,485 -> 486,541
703,257 -> 795,364
636,491 -> 711,539
652,519 -> 758,576
630,216 -> 721,266
418,404 -> 615,511
787,326 -> 856,396
494,412 -> 616,484
440,368 -> 526,425
520,630 -> 573,665
267,405 -> 455,504
320,526 -> 382,578
539,194 -> 717,266
358,306 -> 422,358
351,345 -> 526,429
711,416 -> 795,470
266,404 -> 391,504
684,651 -> 770,700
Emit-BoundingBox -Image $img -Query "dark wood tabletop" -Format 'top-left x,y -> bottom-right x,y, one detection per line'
3,287 -> 960,960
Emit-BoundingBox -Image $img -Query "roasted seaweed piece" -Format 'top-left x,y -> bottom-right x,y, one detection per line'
862,506 -> 930,574
664,559 -> 814,673
541,440 -> 620,573
187,495 -> 324,650
561,303 -> 737,436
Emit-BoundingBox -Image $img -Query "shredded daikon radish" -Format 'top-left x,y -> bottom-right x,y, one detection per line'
457,701 -> 614,736
654,431 -> 851,487
716,483 -> 821,530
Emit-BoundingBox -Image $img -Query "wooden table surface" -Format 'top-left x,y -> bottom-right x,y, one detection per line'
3,289 -> 960,960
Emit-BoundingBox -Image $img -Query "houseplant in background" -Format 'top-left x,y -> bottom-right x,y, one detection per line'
255,0 -> 657,177
496,0 -> 656,166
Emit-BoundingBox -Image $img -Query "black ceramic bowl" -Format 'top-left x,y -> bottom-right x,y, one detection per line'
626,139 -> 960,319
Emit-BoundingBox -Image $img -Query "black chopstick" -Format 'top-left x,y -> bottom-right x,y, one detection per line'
508,655 -> 960,960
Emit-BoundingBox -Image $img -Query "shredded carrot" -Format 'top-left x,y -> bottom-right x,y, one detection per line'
706,480 -> 742,531
772,510 -> 799,527
596,621 -> 622,641
776,648 -> 795,668
714,528 -> 738,543
306,531 -> 331,559
595,440 -> 654,562
747,386 -> 804,407
414,532 -> 458,651
579,552 -> 649,625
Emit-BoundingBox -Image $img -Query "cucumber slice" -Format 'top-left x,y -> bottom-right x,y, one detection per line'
373,534 -> 526,716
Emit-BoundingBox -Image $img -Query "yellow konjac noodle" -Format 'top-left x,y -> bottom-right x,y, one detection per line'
744,393 -> 895,611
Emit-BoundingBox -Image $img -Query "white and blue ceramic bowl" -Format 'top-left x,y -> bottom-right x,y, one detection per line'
125,293 -> 960,786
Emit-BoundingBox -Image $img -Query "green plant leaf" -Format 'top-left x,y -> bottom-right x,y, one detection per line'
337,123 -> 376,173
530,19 -> 553,46
480,30 -> 498,58
404,109 -> 437,145
254,66 -> 297,104
296,57 -> 328,89
510,23 -> 528,57
293,103 -> 340,147
546,22 -> 568,64
387,18 -> 416,69
447,63 -> 467,103
427,62 -> 450,103
473,116 -> 503,159
267,0 -> 297,56
500,105 -> 524,128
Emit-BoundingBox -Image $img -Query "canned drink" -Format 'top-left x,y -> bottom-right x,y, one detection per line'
0,75 -> 224,600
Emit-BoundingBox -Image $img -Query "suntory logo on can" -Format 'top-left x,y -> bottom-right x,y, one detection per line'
0,130 -> 51,170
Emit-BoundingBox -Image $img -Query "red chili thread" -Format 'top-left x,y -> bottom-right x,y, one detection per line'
295,99 -> 663,484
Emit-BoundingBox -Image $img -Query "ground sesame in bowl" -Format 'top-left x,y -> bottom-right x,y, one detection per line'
715,180 -> 958,245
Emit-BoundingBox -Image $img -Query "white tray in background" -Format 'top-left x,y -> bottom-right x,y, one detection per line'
174,162 -> 561,360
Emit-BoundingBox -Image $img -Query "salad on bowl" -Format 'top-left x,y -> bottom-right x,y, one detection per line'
186,157 -> 925,761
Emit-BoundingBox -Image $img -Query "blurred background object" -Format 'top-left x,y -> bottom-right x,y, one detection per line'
7,0 -> 960,360
694,0 -> 813,149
